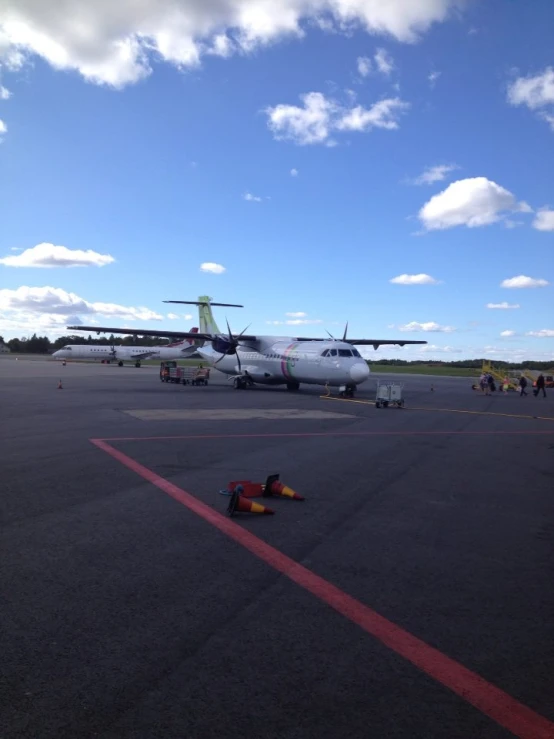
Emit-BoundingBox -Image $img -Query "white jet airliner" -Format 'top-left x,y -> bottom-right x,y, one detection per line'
68,298 -> 426,395
52,331 -> 199,367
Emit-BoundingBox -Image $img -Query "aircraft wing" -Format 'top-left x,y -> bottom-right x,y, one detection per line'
66,325 -> 258,342
295,337 -> 427,347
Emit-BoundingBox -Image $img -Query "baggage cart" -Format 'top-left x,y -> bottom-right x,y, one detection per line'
375,381 -> 404,408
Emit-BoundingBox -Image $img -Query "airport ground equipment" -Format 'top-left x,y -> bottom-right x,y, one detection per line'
375,381 -> 404,408
181,367 -> 210,385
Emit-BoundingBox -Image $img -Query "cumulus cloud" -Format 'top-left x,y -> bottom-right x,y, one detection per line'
357,56 -> 372,78
389,273 -> 438,285
526,329 -> 554,338
0,286 -> 164,336
486,302 -> 520,309
286,311 -> 306,317
411,164 -> 458,185
167,313 -> 180,319
0,85 -> 11,99
243,192 -> 262,202
533,208 -> 554,231
500,330 -> 515,337
398,321 -> 456,332
266,91 -> 409,145
0,242 -> 115,268
184,313 -> 193,320
200,262 -> 226,274
507,67 -> 554,131
0,119 -> 6,136
374,48 -> 394,75
290,168 -> 298,176
0,1 -> 460,88
501,275 -> 549,289
418,177 -> 528,230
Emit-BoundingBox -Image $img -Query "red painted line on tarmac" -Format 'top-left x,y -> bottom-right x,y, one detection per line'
91,437 -> 554,739
93,430 -> 554,442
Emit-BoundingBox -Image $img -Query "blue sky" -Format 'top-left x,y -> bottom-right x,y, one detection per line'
0,0 -> 553,361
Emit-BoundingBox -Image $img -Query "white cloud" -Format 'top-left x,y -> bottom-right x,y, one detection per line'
286,311 -> 306,317
428,70 -> 440,88
486,302 -> 520,309
184,313 -> 193,320
501,275 -> 549,289
0,119 -> 6,135
266,318 -> 322,326
398,321 -> 456,332
167,313 -> 180,319
504,219 -> 523,229
0,286 -> 164,334
357,55 -> 372,77
418,177 -> 522,230
411,164 -> 458,185
336,97 -> 409,132
500,330 -> 515,337
243,192 -> 262,202
533,208 -> 554,232
200,262 -> 226,274
266,91 -> 409,145
389,273 -> 438,285
374,48 -> 394,75
290,168 -> 298,176
0,242 -> 115,268
0,85 -> 11,99
517,200 -> 533,213
507,67 -> 554,130
0,1 -> 461,88
526,329 -> 554,338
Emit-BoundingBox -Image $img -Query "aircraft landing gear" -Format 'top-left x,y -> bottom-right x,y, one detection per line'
286,381 -> 300,392
339,384 -> 355,399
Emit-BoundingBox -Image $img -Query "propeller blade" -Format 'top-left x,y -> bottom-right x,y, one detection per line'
214,354 -> 225,366
238,324 -> 251,338
236,352 -> 242,373
226,317 -> 233,342
342,321 -> 348,341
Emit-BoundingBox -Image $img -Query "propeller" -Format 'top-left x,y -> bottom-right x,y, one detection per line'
212,319 -> 256,374
325,322 -> 349,342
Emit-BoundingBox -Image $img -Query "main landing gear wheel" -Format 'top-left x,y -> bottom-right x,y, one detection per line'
286,381 -> 300,392
234,377 -> 248,390
339,384 -> 355,399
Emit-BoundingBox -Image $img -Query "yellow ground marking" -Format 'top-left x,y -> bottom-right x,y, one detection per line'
320,395 -> 554,422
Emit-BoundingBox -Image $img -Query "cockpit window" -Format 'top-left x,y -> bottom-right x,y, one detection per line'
62,346 -> 72,350
351,348 -> 361,357
338,349 -> 352,357
330,349 -> 337,357
321,349 -> 329,357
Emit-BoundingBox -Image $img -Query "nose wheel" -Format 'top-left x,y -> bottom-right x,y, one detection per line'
286,381 -> 300,392
339,384 -> 355,398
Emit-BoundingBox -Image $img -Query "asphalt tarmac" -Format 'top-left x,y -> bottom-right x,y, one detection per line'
1,357 -> 553,739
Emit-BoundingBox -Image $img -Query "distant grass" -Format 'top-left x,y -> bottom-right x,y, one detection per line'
367,364 -> 479,378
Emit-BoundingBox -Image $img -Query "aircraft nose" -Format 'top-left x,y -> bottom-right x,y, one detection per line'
350,362 -> 370,384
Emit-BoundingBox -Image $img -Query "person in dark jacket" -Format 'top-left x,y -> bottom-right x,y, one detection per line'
535,374 -> 547,398
518,376 -> 528,396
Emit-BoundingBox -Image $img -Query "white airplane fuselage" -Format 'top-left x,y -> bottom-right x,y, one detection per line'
52,341 -> 196,363
198,338 -> 370,388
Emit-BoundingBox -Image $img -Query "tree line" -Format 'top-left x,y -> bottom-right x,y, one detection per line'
0,334 -> 174,354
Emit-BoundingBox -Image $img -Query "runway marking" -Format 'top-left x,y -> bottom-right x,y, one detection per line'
321,395 -> 554,422
92,437 -> 554,739
94,430 -> 554,442
122,408 -> 354,421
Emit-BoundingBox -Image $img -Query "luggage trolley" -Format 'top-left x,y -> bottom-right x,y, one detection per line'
375,381 -> 405,408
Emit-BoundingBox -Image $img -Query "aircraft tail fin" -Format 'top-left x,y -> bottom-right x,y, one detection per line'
163,297 -> 243,335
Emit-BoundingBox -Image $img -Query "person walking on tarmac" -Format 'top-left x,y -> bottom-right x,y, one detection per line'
534,373 -> 547,398
518,375 -> 528,397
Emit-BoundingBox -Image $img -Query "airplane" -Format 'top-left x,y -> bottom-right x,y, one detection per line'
52,330 -> 199,367
68,297 -> 427,395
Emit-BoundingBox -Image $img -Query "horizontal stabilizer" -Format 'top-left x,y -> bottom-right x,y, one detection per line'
163,300 -> 243,307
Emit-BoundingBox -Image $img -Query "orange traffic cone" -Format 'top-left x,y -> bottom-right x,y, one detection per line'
57,379 -> 63,390
227,487 -> 274,516
228,480 -> 264,499
263,474 -> 304,501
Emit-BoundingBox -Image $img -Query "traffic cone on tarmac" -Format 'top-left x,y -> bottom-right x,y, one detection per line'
227,480 -> 264,499
227,486 -> 275,516
263,474 -> 304,501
